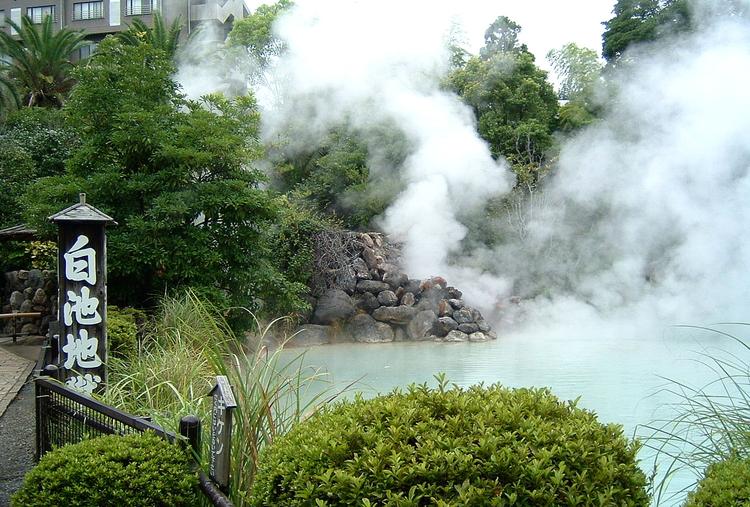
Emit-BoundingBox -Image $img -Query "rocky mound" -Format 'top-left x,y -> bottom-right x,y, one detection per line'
289,232 -> 495,346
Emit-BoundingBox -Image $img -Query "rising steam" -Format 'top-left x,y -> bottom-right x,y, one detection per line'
177,0 -> 750,336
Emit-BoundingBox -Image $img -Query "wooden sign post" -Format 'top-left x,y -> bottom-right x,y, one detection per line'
49,194 -> 115,394
209,375 -> 237,491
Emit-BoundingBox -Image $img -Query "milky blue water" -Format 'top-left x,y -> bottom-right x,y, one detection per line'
284,324 -> 749,506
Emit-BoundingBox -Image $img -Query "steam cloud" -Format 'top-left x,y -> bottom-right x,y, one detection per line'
178,0 -> 750,336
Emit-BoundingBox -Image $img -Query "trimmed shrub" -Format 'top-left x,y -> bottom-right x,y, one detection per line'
684,456 -> 750,507
12,432 -> 199,507
251,380 -> 649,506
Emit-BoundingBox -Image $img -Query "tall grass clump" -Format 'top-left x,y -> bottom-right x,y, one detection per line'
643,325 -> 750,505
101,289 -> 338,505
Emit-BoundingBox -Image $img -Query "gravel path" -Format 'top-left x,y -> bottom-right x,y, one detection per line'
0,374 -> 35,506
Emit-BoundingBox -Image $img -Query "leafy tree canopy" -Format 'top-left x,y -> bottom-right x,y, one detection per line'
448,19 -> 558,183
22,38 -> 308,321
227,0 -> 293,68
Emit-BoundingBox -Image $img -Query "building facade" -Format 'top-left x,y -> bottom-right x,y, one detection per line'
0,0 -> 246,57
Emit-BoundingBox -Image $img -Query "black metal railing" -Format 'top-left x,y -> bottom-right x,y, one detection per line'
35,369 -> 233,506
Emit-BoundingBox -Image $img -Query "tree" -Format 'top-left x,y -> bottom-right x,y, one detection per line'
22,38 -> 308,320
601,0 -> 706,63
480,16 -> 524,59
547,43 -> 602,102
0,16 -> 85,107
448,19 -> 558,183
117,12 -> 182,58
226,0 -> 293,69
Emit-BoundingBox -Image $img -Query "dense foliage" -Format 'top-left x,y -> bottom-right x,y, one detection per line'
251,380 -> 649,506
21,38 -> 309,320
12,432 -> 199,507
448,17 -> 558,183
684,456 -> 750,507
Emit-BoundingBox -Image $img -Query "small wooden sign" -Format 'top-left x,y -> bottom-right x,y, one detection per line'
209,375 -> 237,490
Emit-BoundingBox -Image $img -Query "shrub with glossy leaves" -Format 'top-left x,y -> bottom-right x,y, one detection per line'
251,379 -> 649,506
12,432 -> 199,507
684,456 -> 750,507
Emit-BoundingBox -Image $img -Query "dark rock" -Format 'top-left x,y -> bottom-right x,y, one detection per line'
435,316 -> 459,337
17,270 -> 29,281
395,287 -> 405,299
23,287 -> 34,299
312,289 -> 355,325
356,280 -> 390,293
339,268 -> 357,295
287,325 -> 332,347
403,279 -> 422,294
44,280 -> 56,294
400,292 -> 415,307
470,308 -> 483,322
458,323 -> 480,334
353,258 -> 371,279
453,308 -> 474,324
448,299 -> 464,309
362,247 -> 379,270
383,271 -> 408,290
469,332 -> 490,342
372,305 -> 417,325
2,305 -> 11,314
32,288 -> 47,306
444,330 -> 469,342
477,318 -> 491,333
31,305 -> 47,313
446,287 -> 463,299
347,314 -> 394,343
27,269 -> 43,290
9,291 -> 24,310
356,292 -> 380,312
377,290 -> 398,307
369,269 -> 382,281
407,310 -> 437,340
19,300 -> 33,313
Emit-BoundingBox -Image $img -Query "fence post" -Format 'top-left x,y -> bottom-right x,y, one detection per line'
179,415 -> 202,460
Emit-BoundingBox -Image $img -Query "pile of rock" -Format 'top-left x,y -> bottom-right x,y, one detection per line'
1,269 -> 57,336
291,232 -> 495,346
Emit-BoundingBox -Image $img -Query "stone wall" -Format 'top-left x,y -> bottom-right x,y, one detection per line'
290,232 -> 495,346
2,270 -> 57,337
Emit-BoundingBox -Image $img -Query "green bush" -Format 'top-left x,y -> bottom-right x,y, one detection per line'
251,379 -> 649,506
107,306 -> 144,358
684,456 -> 750,507
12,432 -> 199,507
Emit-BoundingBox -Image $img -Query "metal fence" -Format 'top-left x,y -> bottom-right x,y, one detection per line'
35,371 -> 232,506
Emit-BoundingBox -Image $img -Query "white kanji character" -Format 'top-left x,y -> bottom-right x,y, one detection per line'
63,286 -> 101,326
64,235 -> 97,285
62,329 -> 103,369
66,373 -> 102,394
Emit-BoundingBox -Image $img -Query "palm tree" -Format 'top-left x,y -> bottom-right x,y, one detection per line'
117,12 -> 182,58
0,72 -> 20,116
0,15 -> 86,107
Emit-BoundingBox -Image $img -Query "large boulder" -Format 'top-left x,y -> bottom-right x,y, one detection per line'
372,305 -> 417,325
407,310 -> 438,340
347,314 -> 394,343
435,316 -> 459,337
382,271 -> 408,290
312,289 -> 356,325
9,291 -> 24,310
355,292 -> 380,312
453,308 -> 474,324
377,290 -> 398,307
356,280 -> 390,293
288,325 -> 332,347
